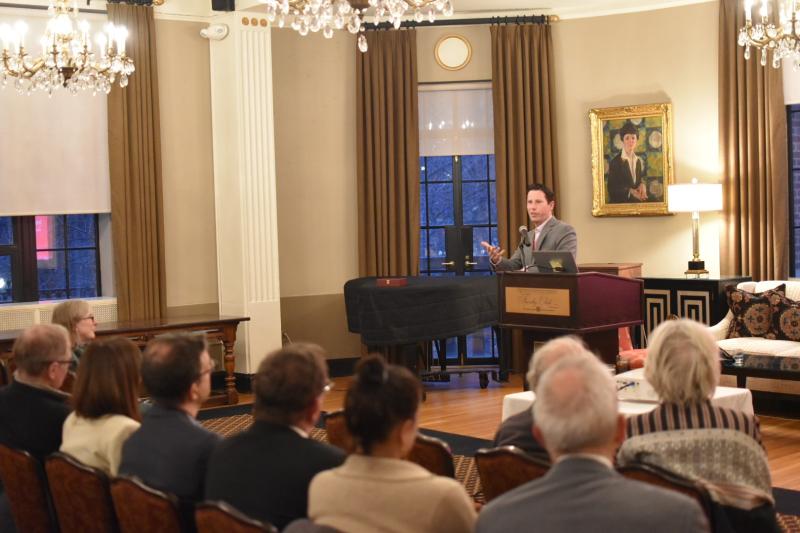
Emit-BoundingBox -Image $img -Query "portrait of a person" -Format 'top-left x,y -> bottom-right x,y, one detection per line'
606,121 -> 647,204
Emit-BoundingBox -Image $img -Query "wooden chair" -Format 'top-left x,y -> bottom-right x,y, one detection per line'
475,446 -> 550,502
618,462 -> 714,527
407,434 -> 455,478
45,452 -> 118,533
323,410 -> 355,453
110,476 -> 183,533
195,501 -> 277,533
0,444 -> 57,533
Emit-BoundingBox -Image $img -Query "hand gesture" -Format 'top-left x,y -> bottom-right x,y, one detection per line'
480,241 -> 505,266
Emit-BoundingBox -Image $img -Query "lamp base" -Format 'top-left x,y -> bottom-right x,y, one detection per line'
685,259 -> 708,277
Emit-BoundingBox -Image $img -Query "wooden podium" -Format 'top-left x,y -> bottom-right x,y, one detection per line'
497,272 -> 643,371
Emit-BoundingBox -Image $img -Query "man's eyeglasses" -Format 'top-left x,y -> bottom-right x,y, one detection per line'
49,360 -> 72,366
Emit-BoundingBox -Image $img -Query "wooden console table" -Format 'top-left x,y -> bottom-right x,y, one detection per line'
0,315 -> 250,406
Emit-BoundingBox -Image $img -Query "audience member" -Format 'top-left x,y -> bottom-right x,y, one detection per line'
204,343 -> 345,530
51,299 -> 96,369
0,325 -> 73,532
492,336 -> 588,459
308,355 -> 476,533
119,333 -> 220,502
477,353 -> 708,533
60,337 -> 141,475
618,319 -> 778,532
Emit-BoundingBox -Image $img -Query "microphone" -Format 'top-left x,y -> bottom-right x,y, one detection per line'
518,226 -> 530,246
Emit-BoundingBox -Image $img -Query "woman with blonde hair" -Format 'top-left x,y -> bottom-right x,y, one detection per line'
60,336 -> 141,475
51,300 -> 96,368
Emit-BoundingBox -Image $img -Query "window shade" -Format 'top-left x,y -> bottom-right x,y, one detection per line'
0,10 -> 111,216
419,82 -> 494,157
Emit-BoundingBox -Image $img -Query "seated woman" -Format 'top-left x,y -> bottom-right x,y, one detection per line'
51,299 -> 97,370
617,319 -> 777,532
60,337 -> 141,476
308,355 -> 476,533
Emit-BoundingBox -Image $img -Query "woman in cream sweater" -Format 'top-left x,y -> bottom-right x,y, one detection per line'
308,355 -> 476,533
60,337 -> 141,476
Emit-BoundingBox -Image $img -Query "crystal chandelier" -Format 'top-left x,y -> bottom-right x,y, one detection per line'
0,0 -> 134,95
738,0 -> 800,68
258,0 -> 454,52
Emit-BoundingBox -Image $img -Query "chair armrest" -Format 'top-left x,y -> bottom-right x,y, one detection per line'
708,311 -> 732,340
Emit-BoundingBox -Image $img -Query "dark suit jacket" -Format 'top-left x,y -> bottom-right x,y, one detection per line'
0,380 -> 70,461
204,420 -> 345,530
494,217 -> 577,272
607,153 -> 645,203
476,456 -> 708,533
492,407 -> 548,462
119,404 -> 220,501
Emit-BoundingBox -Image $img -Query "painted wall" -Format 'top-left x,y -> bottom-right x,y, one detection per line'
553,2 -> 723,278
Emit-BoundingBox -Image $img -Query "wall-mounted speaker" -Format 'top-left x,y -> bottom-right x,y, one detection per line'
211,0 -> 235,11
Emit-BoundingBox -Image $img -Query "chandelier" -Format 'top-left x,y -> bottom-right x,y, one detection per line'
738,0 -> 800,68
258,0 -> 454,52
0,0 -> 134,95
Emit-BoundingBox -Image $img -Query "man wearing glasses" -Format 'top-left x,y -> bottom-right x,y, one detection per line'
119,333 -> 221,510
0,324 -> 73,531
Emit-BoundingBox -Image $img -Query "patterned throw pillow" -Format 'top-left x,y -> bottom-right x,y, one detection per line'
725,284 -> 786,339
768,293 -> 800,341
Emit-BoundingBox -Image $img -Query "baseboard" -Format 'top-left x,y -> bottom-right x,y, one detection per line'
328,357 -> 359,378
211,372 -> 254,393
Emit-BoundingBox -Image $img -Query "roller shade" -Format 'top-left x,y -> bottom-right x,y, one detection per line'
419,82 -> 494,157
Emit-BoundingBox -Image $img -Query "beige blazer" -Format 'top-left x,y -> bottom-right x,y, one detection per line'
60,412 -> 140,476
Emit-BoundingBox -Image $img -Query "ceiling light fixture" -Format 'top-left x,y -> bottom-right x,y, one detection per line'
738,0 -> 800,68
258,0 -> 454,52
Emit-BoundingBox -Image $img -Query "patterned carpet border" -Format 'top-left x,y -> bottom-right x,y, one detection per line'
200,414 -> 799,531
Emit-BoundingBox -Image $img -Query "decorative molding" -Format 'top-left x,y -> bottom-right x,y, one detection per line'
644,289 -> 670,339
677,290 -> 710,324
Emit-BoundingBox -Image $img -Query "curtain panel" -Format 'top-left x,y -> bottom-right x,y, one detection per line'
107,3 -> 166,320
490,23 -> 559,255
719,0 -> 789,280
356,29 -> 421,277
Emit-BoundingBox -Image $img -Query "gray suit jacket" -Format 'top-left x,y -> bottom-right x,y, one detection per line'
476,456 -> 708,533
492,405 -> 549,462
494,217 -> 577,272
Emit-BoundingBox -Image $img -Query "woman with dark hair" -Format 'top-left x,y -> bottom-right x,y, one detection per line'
60,337 -> 142,475
308,355 -> 476,533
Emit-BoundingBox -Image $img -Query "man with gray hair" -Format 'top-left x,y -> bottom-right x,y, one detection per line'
477,354 -> 709,533
492,336 -> 588,459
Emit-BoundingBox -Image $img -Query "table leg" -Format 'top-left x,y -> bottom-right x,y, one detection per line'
737,374 -> 747,389
221,325 -> 239,405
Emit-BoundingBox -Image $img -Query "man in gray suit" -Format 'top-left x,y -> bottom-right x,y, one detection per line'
480,183 -> 577,271
477,353 -> 709,533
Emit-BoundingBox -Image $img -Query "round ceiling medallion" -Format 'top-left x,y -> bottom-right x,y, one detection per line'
434,35 -> 472,71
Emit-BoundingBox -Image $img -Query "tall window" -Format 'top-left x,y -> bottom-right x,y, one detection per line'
0,215 -> 101,303
789,104 -> 800,276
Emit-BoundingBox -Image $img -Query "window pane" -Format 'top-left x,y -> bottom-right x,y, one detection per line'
36,215 -> 65,253
490,182 -> 497,224
38,250 -> 67,301
462,182 -> 489,225
0,255 -> 11,303
462,155 -> 488,181
427,183 -> 454,225
426,156 -> 453,182
419,230 -> 429,273
466,327 -> 496,359
793,112 -> 800,169
0,217 -> 12,246
68,249 -> 98,295
420,158 -> 427,183
472,227 -> 493,270
420,184 -> 428,226
66,215 -> 97,248
427,228 -> 446,271
488,154 -> 496,181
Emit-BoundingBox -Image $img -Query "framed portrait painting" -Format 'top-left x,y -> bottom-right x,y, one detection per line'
590,103 -> 674,216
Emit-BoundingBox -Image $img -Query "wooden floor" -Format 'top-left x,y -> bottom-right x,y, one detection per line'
314,372 -> 800,491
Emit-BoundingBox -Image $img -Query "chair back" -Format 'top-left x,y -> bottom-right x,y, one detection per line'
0,356 -> 9,387
283,518 -> 342,532
323,410 -> 355,453
406,434 -> 455,478
618,462 -> 714,526
0,444 -> 57,533
45,452 -> 117,533
475,446 -> 550,502
195,501 -> 277,533
110,476 -> 182,533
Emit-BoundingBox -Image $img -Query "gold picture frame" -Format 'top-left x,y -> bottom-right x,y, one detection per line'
590,103 -> 674,217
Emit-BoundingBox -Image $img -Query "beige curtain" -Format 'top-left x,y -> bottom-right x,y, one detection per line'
356,29 -> 420,277
107,3 -> 166,320
719,0 -> 789,281
490,23 -> 559,253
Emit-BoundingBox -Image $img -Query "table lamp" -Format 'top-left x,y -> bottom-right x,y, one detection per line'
667,178 -> 723,276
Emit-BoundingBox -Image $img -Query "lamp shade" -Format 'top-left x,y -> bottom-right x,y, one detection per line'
667,182 -> 723,213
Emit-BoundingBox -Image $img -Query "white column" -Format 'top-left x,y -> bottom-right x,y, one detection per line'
208,12 -> 282,373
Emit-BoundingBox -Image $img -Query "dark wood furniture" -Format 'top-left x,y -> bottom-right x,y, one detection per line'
323,410 -> 355,453
196,501 -> 278,533
579,262 -> 643,278
721,355 -> 800,388
497,272 -> 643,367
0,444 -> 55,533
407,434 -> 456,478
640,276 -> 750,340
0,315 -> 249,406
111,476 -> 183,533
474,445 -> 550,502
45,452 -> 118,533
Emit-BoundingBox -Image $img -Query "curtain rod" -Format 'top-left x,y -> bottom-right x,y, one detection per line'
370,14 -> 553,30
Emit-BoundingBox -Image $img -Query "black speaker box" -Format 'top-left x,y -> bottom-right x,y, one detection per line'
211,0 -> 235,11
